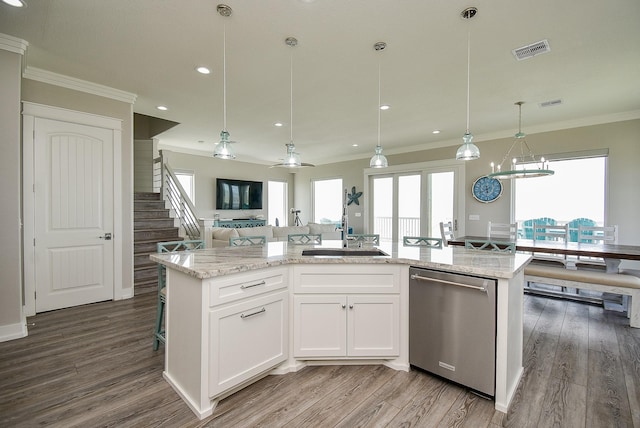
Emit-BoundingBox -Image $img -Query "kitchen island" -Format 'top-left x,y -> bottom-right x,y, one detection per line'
150,240 -> 531,419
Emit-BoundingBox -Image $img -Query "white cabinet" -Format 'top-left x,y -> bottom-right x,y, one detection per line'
293,294 -> 399,358
209,290 -> 288,396
164,266 -> 289,419
292,264 -> 401,359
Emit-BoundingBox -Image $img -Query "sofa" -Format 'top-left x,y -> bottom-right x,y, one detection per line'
205,223 -> 342,247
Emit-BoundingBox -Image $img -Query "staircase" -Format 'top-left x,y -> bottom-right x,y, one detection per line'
134,192 -> 182,295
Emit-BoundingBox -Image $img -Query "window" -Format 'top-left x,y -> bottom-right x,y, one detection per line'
514,155 -> 607,238
174,170 -> 195,204
268,181 -> 288,226
312,178 -> 343,224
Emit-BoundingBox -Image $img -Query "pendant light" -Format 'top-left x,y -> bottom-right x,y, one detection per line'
213,4 -> 236,160
488,102 -> 554,179
370,41 -> 389,168
272,37 -> 314,168
455,7 -> 480,161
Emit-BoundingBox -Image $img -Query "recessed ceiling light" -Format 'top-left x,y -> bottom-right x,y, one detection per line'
274,122 -> 284,127
352,144 -> 359,147
432,130 -> 441,134
2,0 -> 26,7
156,105 -> 168,111
196,66 -> 211,75
380,105 -> 390,110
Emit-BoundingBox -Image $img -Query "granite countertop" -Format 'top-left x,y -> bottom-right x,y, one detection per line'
150,240 -> 532,280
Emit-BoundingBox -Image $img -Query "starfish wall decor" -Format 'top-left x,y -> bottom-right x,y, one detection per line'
347,186 -> 363,206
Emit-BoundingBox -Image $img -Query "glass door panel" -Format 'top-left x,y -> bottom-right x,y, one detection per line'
398,175 -> 421,239
428,171 -> 455,237
372,176 -> 393,242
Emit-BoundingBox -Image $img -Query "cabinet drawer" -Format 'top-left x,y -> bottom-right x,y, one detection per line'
209,290 -> 288,397
207,267 -> 288,307
293,264 -> 400,294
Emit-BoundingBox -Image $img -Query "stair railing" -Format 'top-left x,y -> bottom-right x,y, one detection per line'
154,152 -> 201,240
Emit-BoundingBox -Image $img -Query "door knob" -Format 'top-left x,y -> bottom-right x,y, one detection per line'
99,233 -> 112,240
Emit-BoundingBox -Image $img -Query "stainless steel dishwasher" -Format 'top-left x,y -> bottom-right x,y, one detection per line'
409,267 -> 496,397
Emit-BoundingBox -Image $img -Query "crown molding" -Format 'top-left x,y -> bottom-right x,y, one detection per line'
0,33 -> 28,55
22,66 -> 137,104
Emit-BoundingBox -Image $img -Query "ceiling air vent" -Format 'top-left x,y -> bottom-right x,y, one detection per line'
539,99 -> 563,108
512,39 -> 551,60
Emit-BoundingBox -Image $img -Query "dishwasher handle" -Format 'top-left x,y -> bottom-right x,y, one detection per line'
410,274 -> 487,292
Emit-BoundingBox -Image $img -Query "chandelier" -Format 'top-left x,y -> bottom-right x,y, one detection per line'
488,101 -> 554,179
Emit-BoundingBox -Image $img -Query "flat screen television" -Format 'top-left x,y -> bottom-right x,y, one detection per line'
216,178 -> 263,210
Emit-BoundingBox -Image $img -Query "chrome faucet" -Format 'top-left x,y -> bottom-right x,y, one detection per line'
336,188 -> 355,248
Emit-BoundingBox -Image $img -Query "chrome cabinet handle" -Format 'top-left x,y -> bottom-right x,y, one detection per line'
349,304 -> 354,309
341,304 -> 346,309
240,280 -> 266,289
240,307 -> 266,319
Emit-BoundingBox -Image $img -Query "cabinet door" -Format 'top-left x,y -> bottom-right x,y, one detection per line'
209,291 -> 288,397
293,295 -> 347,357
347,295 -> 400,357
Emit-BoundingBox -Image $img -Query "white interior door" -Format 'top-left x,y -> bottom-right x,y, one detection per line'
34,118 -> 114,312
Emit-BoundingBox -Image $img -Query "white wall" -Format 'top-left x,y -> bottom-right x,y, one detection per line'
0,46 -> 26,341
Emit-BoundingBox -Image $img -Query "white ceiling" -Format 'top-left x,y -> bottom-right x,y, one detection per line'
2,0 -> 639,166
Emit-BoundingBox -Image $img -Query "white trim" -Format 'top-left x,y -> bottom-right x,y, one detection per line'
22,66 -> 137,104
22,102 -> 122,130
22,114 -> 36,316
22,103 -> 126,315
0,321 -> 28,343
0,32 -> 28,55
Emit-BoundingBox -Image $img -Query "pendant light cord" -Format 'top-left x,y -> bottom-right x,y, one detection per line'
290,46 -> 294,144
466,29 -> 471,134
223,21 -> 227,132
377,61 -> 381,147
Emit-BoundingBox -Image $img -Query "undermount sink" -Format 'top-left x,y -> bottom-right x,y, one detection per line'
301,248 -> 389,257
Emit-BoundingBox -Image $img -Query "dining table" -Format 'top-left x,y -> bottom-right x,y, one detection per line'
449,236 -> 640,265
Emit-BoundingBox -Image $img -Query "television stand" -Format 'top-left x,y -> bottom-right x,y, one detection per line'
214,219 -> 266,229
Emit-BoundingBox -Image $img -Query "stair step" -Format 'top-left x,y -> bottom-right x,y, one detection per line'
134,253 -> 157,268
134,210 -> 170,219
134,228 -> 181,241
134,201 -> 167,210
134,192 -> 162,201
135,265 -> 158,281
134,218 -> 176,229
134,238 -> 186,253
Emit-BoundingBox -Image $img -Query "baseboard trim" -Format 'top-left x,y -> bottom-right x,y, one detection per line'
0,321 -> 28,343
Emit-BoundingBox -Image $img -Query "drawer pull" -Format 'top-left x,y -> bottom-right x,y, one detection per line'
240,280 -> 266,290
240,307 -> 266,319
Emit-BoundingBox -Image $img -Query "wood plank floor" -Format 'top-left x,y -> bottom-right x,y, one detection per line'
1,289 -> 638,427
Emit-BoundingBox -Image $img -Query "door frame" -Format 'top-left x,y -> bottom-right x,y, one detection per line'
364,159 -> 466,240
22,102 -> 123,316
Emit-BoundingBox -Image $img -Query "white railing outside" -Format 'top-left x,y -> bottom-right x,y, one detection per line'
374,216 -> 420,242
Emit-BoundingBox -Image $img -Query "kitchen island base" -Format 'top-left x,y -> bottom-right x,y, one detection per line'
152,243 -> 529,419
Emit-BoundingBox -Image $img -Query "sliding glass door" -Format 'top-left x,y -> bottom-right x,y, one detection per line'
368,162 -> 461,243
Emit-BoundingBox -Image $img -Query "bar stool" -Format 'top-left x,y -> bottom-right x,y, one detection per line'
154,239 -> 205,350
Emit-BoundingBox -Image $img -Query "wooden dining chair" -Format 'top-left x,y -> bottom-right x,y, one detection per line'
464,239 -> 516,253
439,221 -> 455,246
575,224 -> 619,267
287,233 -> 322,245
229,235 -> 267,246
403,236 -> 443,248
532,223 -> 570,267
487,221 -> 518,241
154,239 -> 205,350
